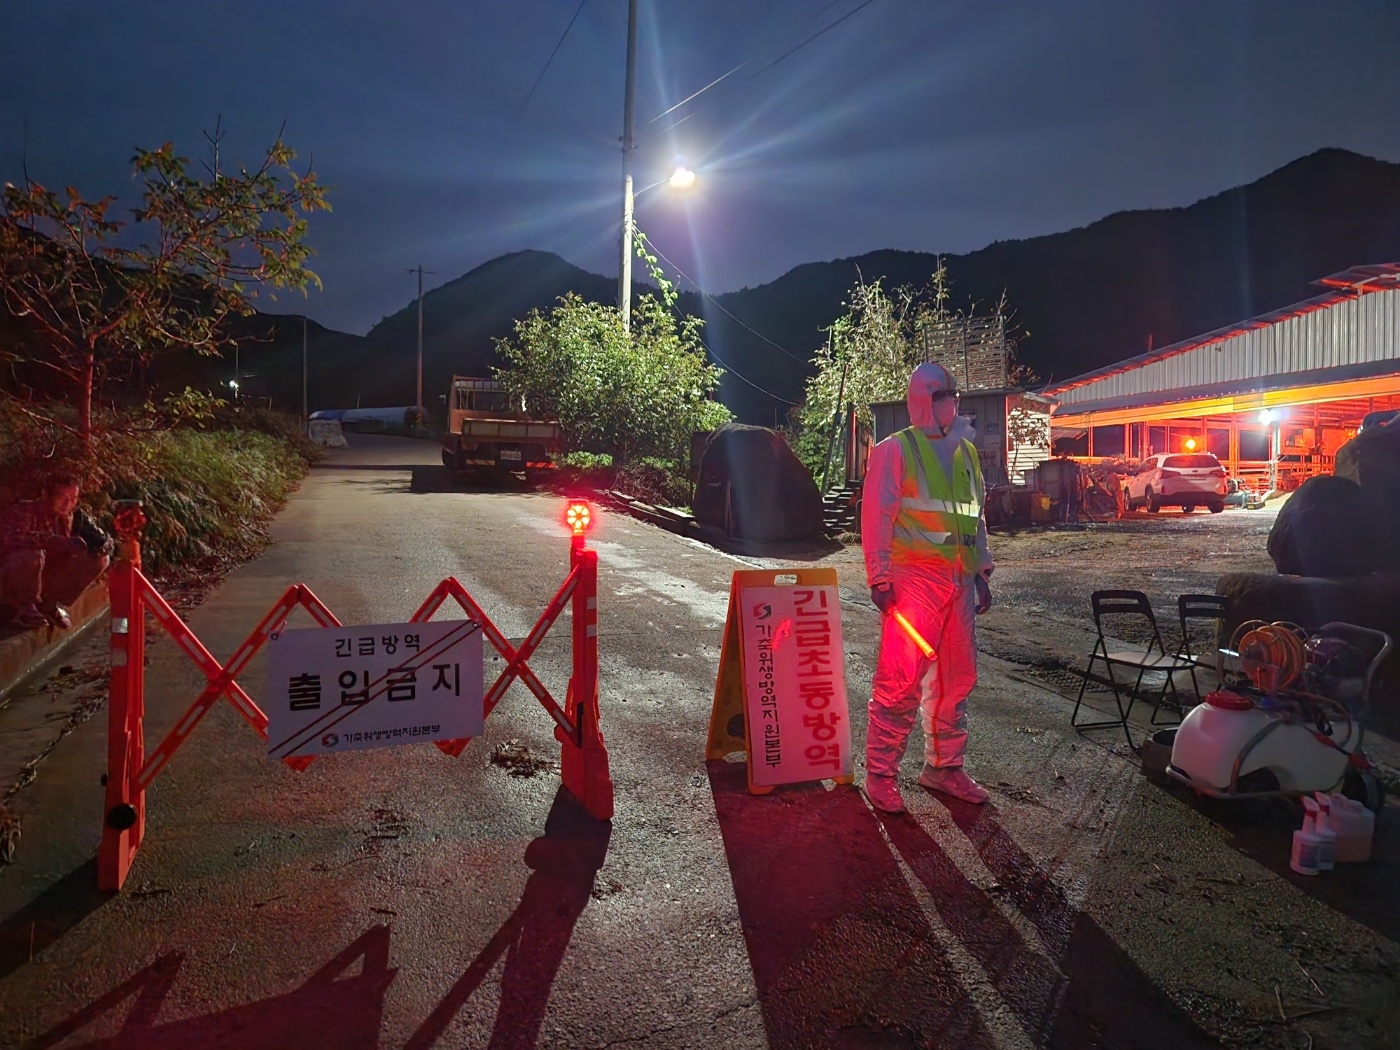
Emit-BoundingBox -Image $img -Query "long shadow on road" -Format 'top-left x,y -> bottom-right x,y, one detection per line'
710,757 -> 1219,1049
24,787 -> 607,1050
941,800 -> 1219,1049
404,785 -> 610,1050
708,759 -> 996,1050
32,924 -> 395,1050
0,860 -> 108,983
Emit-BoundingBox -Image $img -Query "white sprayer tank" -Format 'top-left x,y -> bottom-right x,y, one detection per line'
1169,697 -> 1357,795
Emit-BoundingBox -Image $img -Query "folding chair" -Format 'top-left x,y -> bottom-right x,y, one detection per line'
1071,590 -> 1195,748
1175,594 -> 1231,700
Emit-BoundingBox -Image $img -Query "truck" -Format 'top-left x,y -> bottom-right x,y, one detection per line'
439,375 -> 563,479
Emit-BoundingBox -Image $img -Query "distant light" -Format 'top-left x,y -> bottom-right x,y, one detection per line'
565,500 -> 592,535
669,165 -> 697,190
229,380 -> 240,391
1258,409 -> 1277,425
1184,438 -> 1198,451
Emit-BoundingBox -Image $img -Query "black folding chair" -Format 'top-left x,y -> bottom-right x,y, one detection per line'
1176,593 -> 1231,700
1071,590 -> 1195,748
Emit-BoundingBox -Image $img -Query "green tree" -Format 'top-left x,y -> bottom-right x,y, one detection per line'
0,123 -> 329,443
494,236 -> 730,467
797,262 -> 1033,480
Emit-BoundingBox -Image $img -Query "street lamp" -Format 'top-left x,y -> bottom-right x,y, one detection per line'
669,164 -> 696,190
616,0 -> 698,327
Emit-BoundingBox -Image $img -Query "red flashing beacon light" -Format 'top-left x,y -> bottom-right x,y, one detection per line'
565,499 -> 593,538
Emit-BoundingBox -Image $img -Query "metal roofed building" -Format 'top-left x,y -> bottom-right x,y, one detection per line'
1044,263 -> 1400,491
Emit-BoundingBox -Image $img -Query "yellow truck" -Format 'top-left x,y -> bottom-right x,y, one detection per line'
439,376 -> 562,479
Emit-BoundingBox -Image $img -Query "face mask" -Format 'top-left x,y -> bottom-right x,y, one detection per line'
930,390 -> 958,434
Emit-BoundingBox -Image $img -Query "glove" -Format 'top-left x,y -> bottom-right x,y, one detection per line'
974,572 -> 992,615
870,583 -> 896,614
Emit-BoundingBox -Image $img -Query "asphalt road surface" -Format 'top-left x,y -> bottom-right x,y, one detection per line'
0,435 -> 1396,1049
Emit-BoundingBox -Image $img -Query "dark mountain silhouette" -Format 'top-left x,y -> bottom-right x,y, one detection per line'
24,148 -> 1399,424
696,147 -> 1400,422
336,147 -> 1400,425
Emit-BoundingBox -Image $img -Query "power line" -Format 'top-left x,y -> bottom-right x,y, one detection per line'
743,0 -> 879,83
636,233 -> 800,404
647,0 -> 878,133
637,232 -> 810,365
508,0 -> 591,128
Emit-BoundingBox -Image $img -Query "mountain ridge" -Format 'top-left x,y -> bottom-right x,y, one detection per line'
223,147 -> 1400,422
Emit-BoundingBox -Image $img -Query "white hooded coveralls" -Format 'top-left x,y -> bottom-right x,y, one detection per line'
861,364 -> 994,776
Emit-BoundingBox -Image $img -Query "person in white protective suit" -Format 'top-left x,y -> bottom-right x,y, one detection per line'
861,362 -> 994,814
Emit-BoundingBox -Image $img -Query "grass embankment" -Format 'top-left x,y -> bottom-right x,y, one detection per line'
0,405 -> 316,579
552,451 -> 692,509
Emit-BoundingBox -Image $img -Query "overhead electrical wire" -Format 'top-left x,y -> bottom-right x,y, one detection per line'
637,233 -> 800,404
508,0 -> 591,128
637,232 -> 810,365
647,0 -> 880,133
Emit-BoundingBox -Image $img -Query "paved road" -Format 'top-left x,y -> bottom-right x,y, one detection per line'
0,436 -> 1394,1049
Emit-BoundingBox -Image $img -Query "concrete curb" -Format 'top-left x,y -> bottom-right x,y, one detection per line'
0,582 -> 108,705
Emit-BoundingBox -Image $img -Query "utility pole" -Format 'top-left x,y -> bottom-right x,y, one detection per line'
618,0 -> 638,328
407,265 -> 435,412
302,316 -> 308,431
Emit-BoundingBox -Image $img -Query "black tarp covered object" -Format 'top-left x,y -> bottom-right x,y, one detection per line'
692,424 -> 823,542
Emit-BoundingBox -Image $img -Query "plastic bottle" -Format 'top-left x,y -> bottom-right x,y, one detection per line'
1331,794 -> 1375,863
1290,812 -> 1321,875
1310,798 -> 1336,871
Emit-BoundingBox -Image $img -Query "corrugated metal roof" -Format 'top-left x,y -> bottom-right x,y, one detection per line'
1045,272 -> 1400,407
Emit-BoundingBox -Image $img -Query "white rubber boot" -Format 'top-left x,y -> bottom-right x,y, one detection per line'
864,774 -> 906,814
918,764 -> 990,805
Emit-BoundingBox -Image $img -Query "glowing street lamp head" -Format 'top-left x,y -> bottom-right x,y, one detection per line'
565,499 -> 592,536
668,165 -> 696,190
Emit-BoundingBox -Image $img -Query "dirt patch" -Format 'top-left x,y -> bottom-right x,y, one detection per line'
489,739 -> 558,778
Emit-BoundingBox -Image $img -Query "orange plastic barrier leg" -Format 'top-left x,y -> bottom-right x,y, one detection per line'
99,502 -> 148,893
557,540 -> 613,820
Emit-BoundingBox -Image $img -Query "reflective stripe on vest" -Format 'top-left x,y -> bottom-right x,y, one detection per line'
891,428 -> 983,573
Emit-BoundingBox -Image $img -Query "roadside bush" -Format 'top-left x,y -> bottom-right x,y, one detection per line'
0,401 -> 313,574
614,458 -> 691,508
101,428 -> 309,572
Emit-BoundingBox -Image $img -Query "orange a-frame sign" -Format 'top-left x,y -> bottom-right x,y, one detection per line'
706,568 -> 855,794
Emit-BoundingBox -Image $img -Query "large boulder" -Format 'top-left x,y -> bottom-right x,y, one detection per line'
1267,474 -> 1380,577
692,424 -> 823,542
1335,419 -> 1400,573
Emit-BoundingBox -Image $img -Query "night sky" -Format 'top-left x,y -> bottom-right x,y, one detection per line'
4,1 -> 1399,336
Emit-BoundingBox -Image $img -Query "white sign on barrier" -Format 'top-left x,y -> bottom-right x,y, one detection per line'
739,583 -> 853,787
266,619 -> 484,759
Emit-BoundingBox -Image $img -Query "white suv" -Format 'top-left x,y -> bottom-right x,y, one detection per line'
1125,453 -> 1227,514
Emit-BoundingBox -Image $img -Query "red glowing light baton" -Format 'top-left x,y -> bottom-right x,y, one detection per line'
890,607 -> 935,659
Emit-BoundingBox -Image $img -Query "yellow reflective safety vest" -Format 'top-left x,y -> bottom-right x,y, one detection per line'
890,427 -> 984,575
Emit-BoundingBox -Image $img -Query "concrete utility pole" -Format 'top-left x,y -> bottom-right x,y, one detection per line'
407,266 -> 435,412
302,316 -> 309,431
618,0 -> 638,328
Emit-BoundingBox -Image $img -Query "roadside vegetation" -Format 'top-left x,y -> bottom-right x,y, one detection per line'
0,395 -> 315,576
494,233 -> 731,507
0,126 -> 329,576
790,263 -> 1034,482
